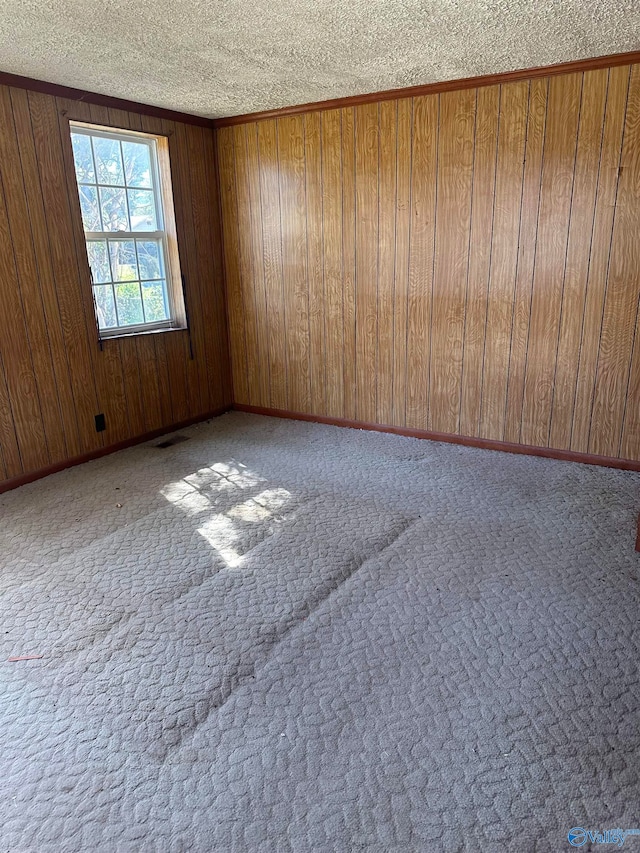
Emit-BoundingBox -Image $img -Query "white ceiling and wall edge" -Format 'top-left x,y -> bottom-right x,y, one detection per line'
0,0 -> 639,119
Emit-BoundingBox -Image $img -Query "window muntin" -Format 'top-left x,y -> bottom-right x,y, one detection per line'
70,124 -> 176,336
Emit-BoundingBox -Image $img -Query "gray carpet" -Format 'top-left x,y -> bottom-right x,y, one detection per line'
1,412 -> 639,852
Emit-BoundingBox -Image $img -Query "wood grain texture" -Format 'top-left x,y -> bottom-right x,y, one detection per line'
549,69 -> 609,450
234,123 -> 263,406
243,123 -> 271,408
503,77 -> 549,444
391,99 -> 412,427
306,114 -> 326,415
354,103 -> 378,424
0,84 -> 231,487
429,88 -> 476,435
321,109 -> 345,420
218,125 -> 249,404
220,62 -> 640,461
0,355 -> 21,478
277,116 -> 310,413
405,95 -> 438,430
258,120 -> 288,410
376,100 -> 397,426
341,107 -> 357,422
589,64 -> 640,457
520,72 -> 583,447
459,84 -> 500,438
479,81 -> 527,441
29,92 -> 101,453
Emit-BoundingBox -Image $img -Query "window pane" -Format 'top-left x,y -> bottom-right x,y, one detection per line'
142,281 -> 169,323
92,136 -> 124,185
93,285 -> 117,329
78,186 -> 101,231
108,240 -> 138,282
128,189 -> 157,231
136,240 -> 163,280
87,241 -> 111,283
71,133 -> 95,183
69,123 -> 179,335
115,282 -> 144,326
122,140 -> 152,188
99,187 -> 129,232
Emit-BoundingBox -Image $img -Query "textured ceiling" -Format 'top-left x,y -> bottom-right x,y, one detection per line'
0,0 -> 639,119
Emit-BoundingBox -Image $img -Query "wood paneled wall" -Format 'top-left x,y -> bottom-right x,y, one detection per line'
0,84 -> 231,487
218,63 -> 640,460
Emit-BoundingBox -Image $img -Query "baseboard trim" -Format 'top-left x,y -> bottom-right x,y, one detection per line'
0,405 -> 232,494
3,402 -> 638,494
233,404 -> 640,473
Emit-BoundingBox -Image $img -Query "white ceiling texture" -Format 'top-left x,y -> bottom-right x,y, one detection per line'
0,0 -> 638,118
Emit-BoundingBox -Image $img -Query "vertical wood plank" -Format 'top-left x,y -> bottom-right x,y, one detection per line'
217,126 -> 250,404
341,107 -> 357,421
29,92 -> 101,451
570,65 -> 630,453
244,124 -> 271,408
0,353 -> 21,477
405,95 -> 438,430
589,64 -> 640,457
479,81 -> 528,440
460,84 -> 500,437
134,335 -> 163,432
549,69 -> 609,449
321,109 -> 344,419
157,122 -> 191,424
161,117 -> 202,419
504,78 -> 549,444
205,126 -> 234,409
305,112 -> 326,415
0,86 -> 67,463
186,123 -> 225,412
234,123 -> 262,406
377,100 -> 397,425
277,116 -> 311,413
9,87 -> 82,458
392,98 -> 412,427
0,177 -> 48,471
354,103 -> 379,423
258,120 -> 287,410
519,72 -> 582,447
620,304 -> 640,460
429,88 -> 476,434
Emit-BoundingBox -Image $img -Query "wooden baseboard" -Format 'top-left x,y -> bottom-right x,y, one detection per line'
0,405 -> 232,494
4,402 -> 639,551
233,404 -> 640,473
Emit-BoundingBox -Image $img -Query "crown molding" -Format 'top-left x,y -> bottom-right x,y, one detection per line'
212,49 -> 640,127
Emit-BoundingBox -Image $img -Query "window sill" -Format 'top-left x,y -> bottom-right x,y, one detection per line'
99,325 -> 188,342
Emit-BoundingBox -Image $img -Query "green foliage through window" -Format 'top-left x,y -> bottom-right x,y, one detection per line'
71,124 -> 172,335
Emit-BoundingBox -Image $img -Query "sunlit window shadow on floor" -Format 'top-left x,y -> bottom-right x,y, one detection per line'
160,460 -> 294,568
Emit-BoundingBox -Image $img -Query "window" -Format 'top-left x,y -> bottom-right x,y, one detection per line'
69,123 -> 185,337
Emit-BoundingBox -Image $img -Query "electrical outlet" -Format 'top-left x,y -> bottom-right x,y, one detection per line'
95,413 -> 106,432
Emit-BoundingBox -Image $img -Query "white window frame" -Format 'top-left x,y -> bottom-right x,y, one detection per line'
70,122 -> 185,339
